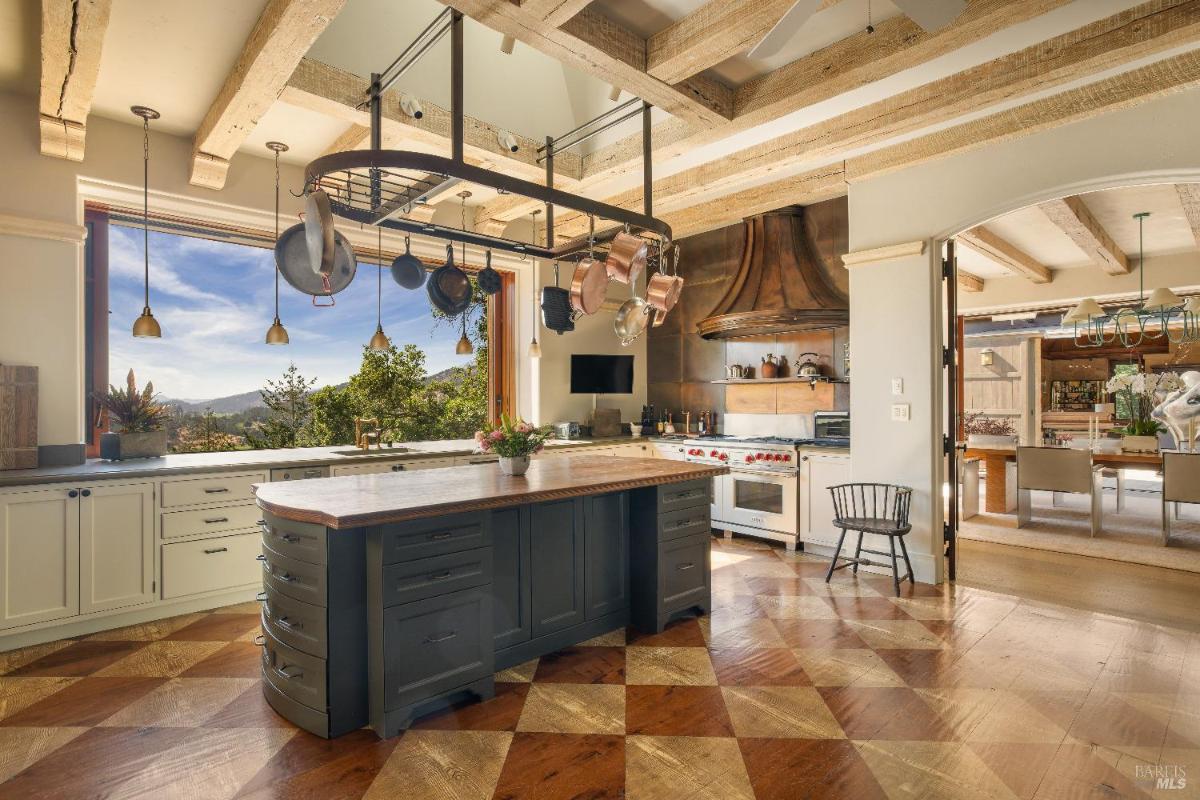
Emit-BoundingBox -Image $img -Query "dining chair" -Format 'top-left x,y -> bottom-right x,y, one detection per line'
825,483 -> 913,597
1016,447 -> 1104,537
1162,451 -> 1200,546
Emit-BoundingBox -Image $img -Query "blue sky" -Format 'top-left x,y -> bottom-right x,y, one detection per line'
108,225 -> 470,401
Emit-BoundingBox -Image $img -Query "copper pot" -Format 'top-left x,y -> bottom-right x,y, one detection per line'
569,256 -> 609,315
646,245 -> 683,313
605,231 -> 648,284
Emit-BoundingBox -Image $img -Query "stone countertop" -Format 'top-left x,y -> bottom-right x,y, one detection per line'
0,437 -> 655,488
255,455 -> 728,529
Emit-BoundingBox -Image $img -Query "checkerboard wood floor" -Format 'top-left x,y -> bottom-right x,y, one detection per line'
1,536 -> 1197,799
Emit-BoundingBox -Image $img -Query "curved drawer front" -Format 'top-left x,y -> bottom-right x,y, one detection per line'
260,511 -> 327,565
261,545 -> 328,607
381,511 -> 490,563
262,626 -> 327,711
381,547 -> 492,608
261,588 -> 327,658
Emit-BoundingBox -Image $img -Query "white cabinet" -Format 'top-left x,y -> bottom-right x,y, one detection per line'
613,442 -> 655,458
405,457 -> 456,470
161,532 -> 261,599
79,482 -> 155,614
0,486 -> 79,629
800,453 -> 852,546
655,441 -> 687,461
330,460 -> 406,476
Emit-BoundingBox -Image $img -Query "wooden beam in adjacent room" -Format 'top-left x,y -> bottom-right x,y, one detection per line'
39,0 -> 111,161
1038,195 -> 1130,275
1175,183 -> 1200,246
957,228 -> 1052,284
957,270 -> 985,292
189,0 -> 347,189
516,0 -> 592,27
436,1 -> 733,125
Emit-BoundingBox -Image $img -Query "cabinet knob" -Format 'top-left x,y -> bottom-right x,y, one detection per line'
80,489 -> 91,497
67,490 -> 78,498
801,456 -> 809,462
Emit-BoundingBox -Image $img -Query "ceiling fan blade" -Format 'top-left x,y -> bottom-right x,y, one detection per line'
747,0 -> 822,60
892,0 -> 967,32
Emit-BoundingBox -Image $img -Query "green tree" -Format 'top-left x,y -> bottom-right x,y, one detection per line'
173,408 -> 244,453
247,363 -> 316,449
305,384 -> 357,446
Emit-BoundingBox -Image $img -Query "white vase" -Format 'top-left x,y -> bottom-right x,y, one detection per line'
967,434 -> 1018,447
1120,435 -> 1158,453
499,455 -> 530,476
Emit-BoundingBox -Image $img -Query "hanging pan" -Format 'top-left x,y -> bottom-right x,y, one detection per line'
605,228 -> 649,285
304,189 -> 335,284
541,262 -> 575,335
390,236 -> 426,289
275,219 -> 356,305
613,293 -> 651,346
427,243 -> 473,316
569,216 -> 608,315
646,244 -> 684,315
477,250 -> 502,295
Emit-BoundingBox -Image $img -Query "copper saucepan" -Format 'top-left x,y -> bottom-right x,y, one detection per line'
570,256 -> 609,315
605,230 -> 649,285
646,245 -> 684,315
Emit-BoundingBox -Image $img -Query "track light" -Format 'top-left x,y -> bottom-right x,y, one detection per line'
500,34 -> 515,54
497,130 -> 519,153
400,94 -> 424,120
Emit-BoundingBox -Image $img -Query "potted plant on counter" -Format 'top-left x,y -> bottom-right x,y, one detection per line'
474,414 -> 550,476
964,412 -> 1018,447
94,369 -> 170,459
1106,370 -> 1182,453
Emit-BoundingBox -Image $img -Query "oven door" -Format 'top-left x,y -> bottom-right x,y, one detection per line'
718,469 -> 798,534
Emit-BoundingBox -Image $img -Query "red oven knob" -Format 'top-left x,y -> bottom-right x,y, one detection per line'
783,454 -> 792,462
773,453 -> 783,461
710,450 -> 719,458
744,455 -> 755,463
719,453 -> 728,461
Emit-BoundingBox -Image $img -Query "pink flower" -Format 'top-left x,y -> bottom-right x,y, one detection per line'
474,430 -> 485,442
517,422 -> 533,434
478,440 -> 490,452
534,443 -> 544,454
489,430 -> 504,442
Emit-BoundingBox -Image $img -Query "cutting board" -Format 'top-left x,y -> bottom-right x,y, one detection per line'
0,364 -> 37,469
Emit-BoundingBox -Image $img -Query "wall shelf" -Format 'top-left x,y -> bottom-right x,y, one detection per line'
711,377 -> 850,385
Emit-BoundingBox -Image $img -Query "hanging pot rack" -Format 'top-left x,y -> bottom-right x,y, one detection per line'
302,9 -> 671,264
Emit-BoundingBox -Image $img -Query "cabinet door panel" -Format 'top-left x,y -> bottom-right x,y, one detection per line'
0,487 -> 79,629
492,508 -> 531,649
585,493 -> 628,620
80,482 -> 155,614
529,500 -> 584,637
803,455 -> 853,545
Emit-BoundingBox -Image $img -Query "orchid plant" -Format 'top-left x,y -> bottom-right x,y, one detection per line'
474,414 -> 551,458
1106,370 -> 1183,436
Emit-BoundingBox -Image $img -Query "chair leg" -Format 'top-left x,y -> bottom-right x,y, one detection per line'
1115,470 -> 1126,512
1163,499 -> 1171,547
898,534 -> 914,585
825,528 -> 848,583
851,531 -> 864,574
1051,491 -> 1061,507
1017,489 -> 1031,527
1090,486 -> 1101,538
888,536 -> 901,597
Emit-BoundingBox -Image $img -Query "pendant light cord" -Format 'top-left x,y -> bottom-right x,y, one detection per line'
274,148 -> 281,320
377,225 -> 383,328
142,114 -> 150,308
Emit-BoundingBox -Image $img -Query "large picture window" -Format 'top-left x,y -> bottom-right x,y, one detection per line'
87,210 -> 505,454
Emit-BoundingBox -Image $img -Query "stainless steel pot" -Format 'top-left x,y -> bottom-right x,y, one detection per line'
795,352 -> 823,377
276,220 -> 356,304
304,190 -> 335,282
613,294 -> 652,346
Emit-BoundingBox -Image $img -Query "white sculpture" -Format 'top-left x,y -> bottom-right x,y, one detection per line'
1152,370 -> 1200,451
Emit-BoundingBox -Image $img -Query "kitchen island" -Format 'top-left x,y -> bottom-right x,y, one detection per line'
253,455 -> 727,738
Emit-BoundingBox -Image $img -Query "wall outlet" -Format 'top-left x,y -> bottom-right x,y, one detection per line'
891,403 -> 911,422
891,377 -> 904,395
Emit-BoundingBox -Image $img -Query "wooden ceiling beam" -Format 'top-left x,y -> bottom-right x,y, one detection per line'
1175,183 -> 1200,246
281,58 -> 582,185
516,0 -> 592,27
957,227 -> 1052,283
958,271 -> 985,292
435,1 -> 732,125
1038,196 -> 1130,275
189,0 -> 347,189
39,0 -> 111,161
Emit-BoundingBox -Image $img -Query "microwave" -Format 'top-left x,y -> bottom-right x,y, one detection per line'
813,411 -> 849,440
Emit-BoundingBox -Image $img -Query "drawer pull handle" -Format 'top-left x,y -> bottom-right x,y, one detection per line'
677,562 -> 696,571
256,554 -> 267,562
274,664 -> 303,680
429,531 -> 453,541
203,487 -> 230,494
428,570 -> 453,581
279,533 -> 300,543
204,547 -> 228,555
276,571 -> 296,583
256,591 -> 267,602
204,517 -> 229,524
667,518 -> 705,530
253,634 -> 265,647
303,470 -> 323,477
425,631 -> 457,644
258,520 -> 269,531
672,490 -> 704,500
276,616 -> 301,630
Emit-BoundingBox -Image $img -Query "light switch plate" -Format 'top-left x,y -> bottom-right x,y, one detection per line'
891,403 -> 911,422
891,377 -> 904,395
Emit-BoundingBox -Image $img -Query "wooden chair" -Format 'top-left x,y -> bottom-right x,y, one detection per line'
825,483 -> 913,597
1016,446 -> 1104,537
1162,452 -> 1200,546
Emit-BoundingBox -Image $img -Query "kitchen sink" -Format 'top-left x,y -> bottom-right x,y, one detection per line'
330,447 -> 409,457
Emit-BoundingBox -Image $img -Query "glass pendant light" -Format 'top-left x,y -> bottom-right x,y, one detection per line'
528,209 -> 542,359
265,141 -> 290,345
369,225 -> 391,351
131,106 -> 162,338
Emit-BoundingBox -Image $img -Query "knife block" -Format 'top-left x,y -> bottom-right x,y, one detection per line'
0,364 -> 37,469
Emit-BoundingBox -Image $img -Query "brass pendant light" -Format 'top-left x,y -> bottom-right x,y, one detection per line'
528,209 -> 542,359
456,314 -> 473,354
131,106 -> 161,338
369,225 -> 391,351
265,141 -> 290,345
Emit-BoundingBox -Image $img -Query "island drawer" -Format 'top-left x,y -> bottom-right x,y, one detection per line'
270,466 -> 330,482
381,547 -> 493,607
162,503 -> 260,540
259,511 -> 327,565
379,511 -> 491,563
264,677 -> 329,738
262,626 -> 327,711
656,479 -> 710,513
261,588 -> 327,658
261,544 -> 328,607
660,532 -> 710,614
381,588 -> 492,710
161,532 -> 261,599
160,471 -> 266,509
657,505 -> 711,542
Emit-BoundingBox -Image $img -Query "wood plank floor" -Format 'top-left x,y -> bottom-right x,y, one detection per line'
0,535 -> 1195,799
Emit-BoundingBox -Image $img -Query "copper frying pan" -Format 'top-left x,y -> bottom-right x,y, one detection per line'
605,230 -> 648,284
570,256 -> 608,315
646,245 -> 684,315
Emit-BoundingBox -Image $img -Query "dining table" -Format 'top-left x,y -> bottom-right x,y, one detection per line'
962,445 -> 1164,513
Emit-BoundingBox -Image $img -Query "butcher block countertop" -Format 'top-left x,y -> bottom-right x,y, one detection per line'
254,456 -> 728,529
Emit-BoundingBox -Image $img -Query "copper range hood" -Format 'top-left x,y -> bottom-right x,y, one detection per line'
697,207 -> 848,339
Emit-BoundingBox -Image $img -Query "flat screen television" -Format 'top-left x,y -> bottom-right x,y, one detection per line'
570,354 -> 634,394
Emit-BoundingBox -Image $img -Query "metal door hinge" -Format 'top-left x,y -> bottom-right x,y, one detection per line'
942,346 -> 952,367
942,434 -> 952,456
942,258 -> 953,279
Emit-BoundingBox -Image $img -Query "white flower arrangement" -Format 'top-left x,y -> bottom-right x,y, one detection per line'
1105,370 -> 1183,436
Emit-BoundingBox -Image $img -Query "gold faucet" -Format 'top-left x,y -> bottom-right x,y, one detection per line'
354,417 -> 381,450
